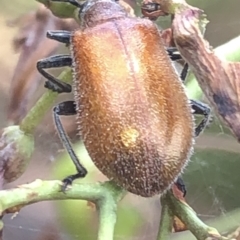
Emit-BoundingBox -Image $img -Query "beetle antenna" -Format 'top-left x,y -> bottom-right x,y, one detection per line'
51,0 -> 82,8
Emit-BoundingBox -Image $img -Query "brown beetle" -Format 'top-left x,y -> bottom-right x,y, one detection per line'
37,0 -> 210,197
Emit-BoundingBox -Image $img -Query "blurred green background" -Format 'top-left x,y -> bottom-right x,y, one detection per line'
0,0 -> 240,240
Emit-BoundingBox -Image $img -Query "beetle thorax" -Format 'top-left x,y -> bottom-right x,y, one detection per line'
79,0 -> 128,28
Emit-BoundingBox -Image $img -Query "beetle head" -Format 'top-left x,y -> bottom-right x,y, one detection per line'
75,0 -> 128,27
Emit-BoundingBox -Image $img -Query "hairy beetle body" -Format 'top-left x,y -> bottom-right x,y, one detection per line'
38,0 -> 211,197
70,10 -> 194,197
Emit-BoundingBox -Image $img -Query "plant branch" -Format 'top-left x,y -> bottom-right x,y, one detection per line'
172,0 -> 240,141
157,195 -> 173,240
36,0 -> 77,19
0,180 -> 126,240
165,191 -> 229,240
20,69 -> 72,134
97,182 -> 125,240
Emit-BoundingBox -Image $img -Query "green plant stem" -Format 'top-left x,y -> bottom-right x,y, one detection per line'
165,191 -> 228,240
157,195 -> 173,240
0,180 -> 125,240
98,201 -> 117,240
97,182 -> 124,240
36,0 -> 78,19
19,69 -> 72,134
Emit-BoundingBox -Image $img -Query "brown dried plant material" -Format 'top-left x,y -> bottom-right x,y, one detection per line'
0,126 -> 34,188
160,28 -> 174,47
141,0 -> 188,20
171,5 -> 240,141
8,4 -> 78,124
171,183 -> 187,232
5,205 -> 24,214
172,215 -> 187,232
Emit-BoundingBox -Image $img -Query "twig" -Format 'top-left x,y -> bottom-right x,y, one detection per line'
0,180 -> 125,240
20,69 -> 72,134
36,0 -> 77,19
165,191 -> 229,240
157,195 -> 173,240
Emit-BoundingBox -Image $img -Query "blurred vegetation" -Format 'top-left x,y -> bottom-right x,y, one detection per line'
0,0 -> 240,240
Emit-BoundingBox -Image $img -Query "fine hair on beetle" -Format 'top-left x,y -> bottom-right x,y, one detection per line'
37,0 -> 211,197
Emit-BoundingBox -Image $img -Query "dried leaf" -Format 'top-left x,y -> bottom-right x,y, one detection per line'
172,216 -> 187,232
161,28 -> 174,47
172,6 -> 240,141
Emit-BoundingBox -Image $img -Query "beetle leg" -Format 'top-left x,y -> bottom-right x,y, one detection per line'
175,101 -> 211,196
167,47 -> 189,82
167,47 -> 182,61
37,55 -> 72,93
53,100 -> 87,191
175,177 -> 186,197
47,30 -> 71,45
179,63 -> 189,82
191,99 -> 211,137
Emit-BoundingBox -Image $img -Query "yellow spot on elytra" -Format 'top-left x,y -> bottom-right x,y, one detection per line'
120,128 -> 139,148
